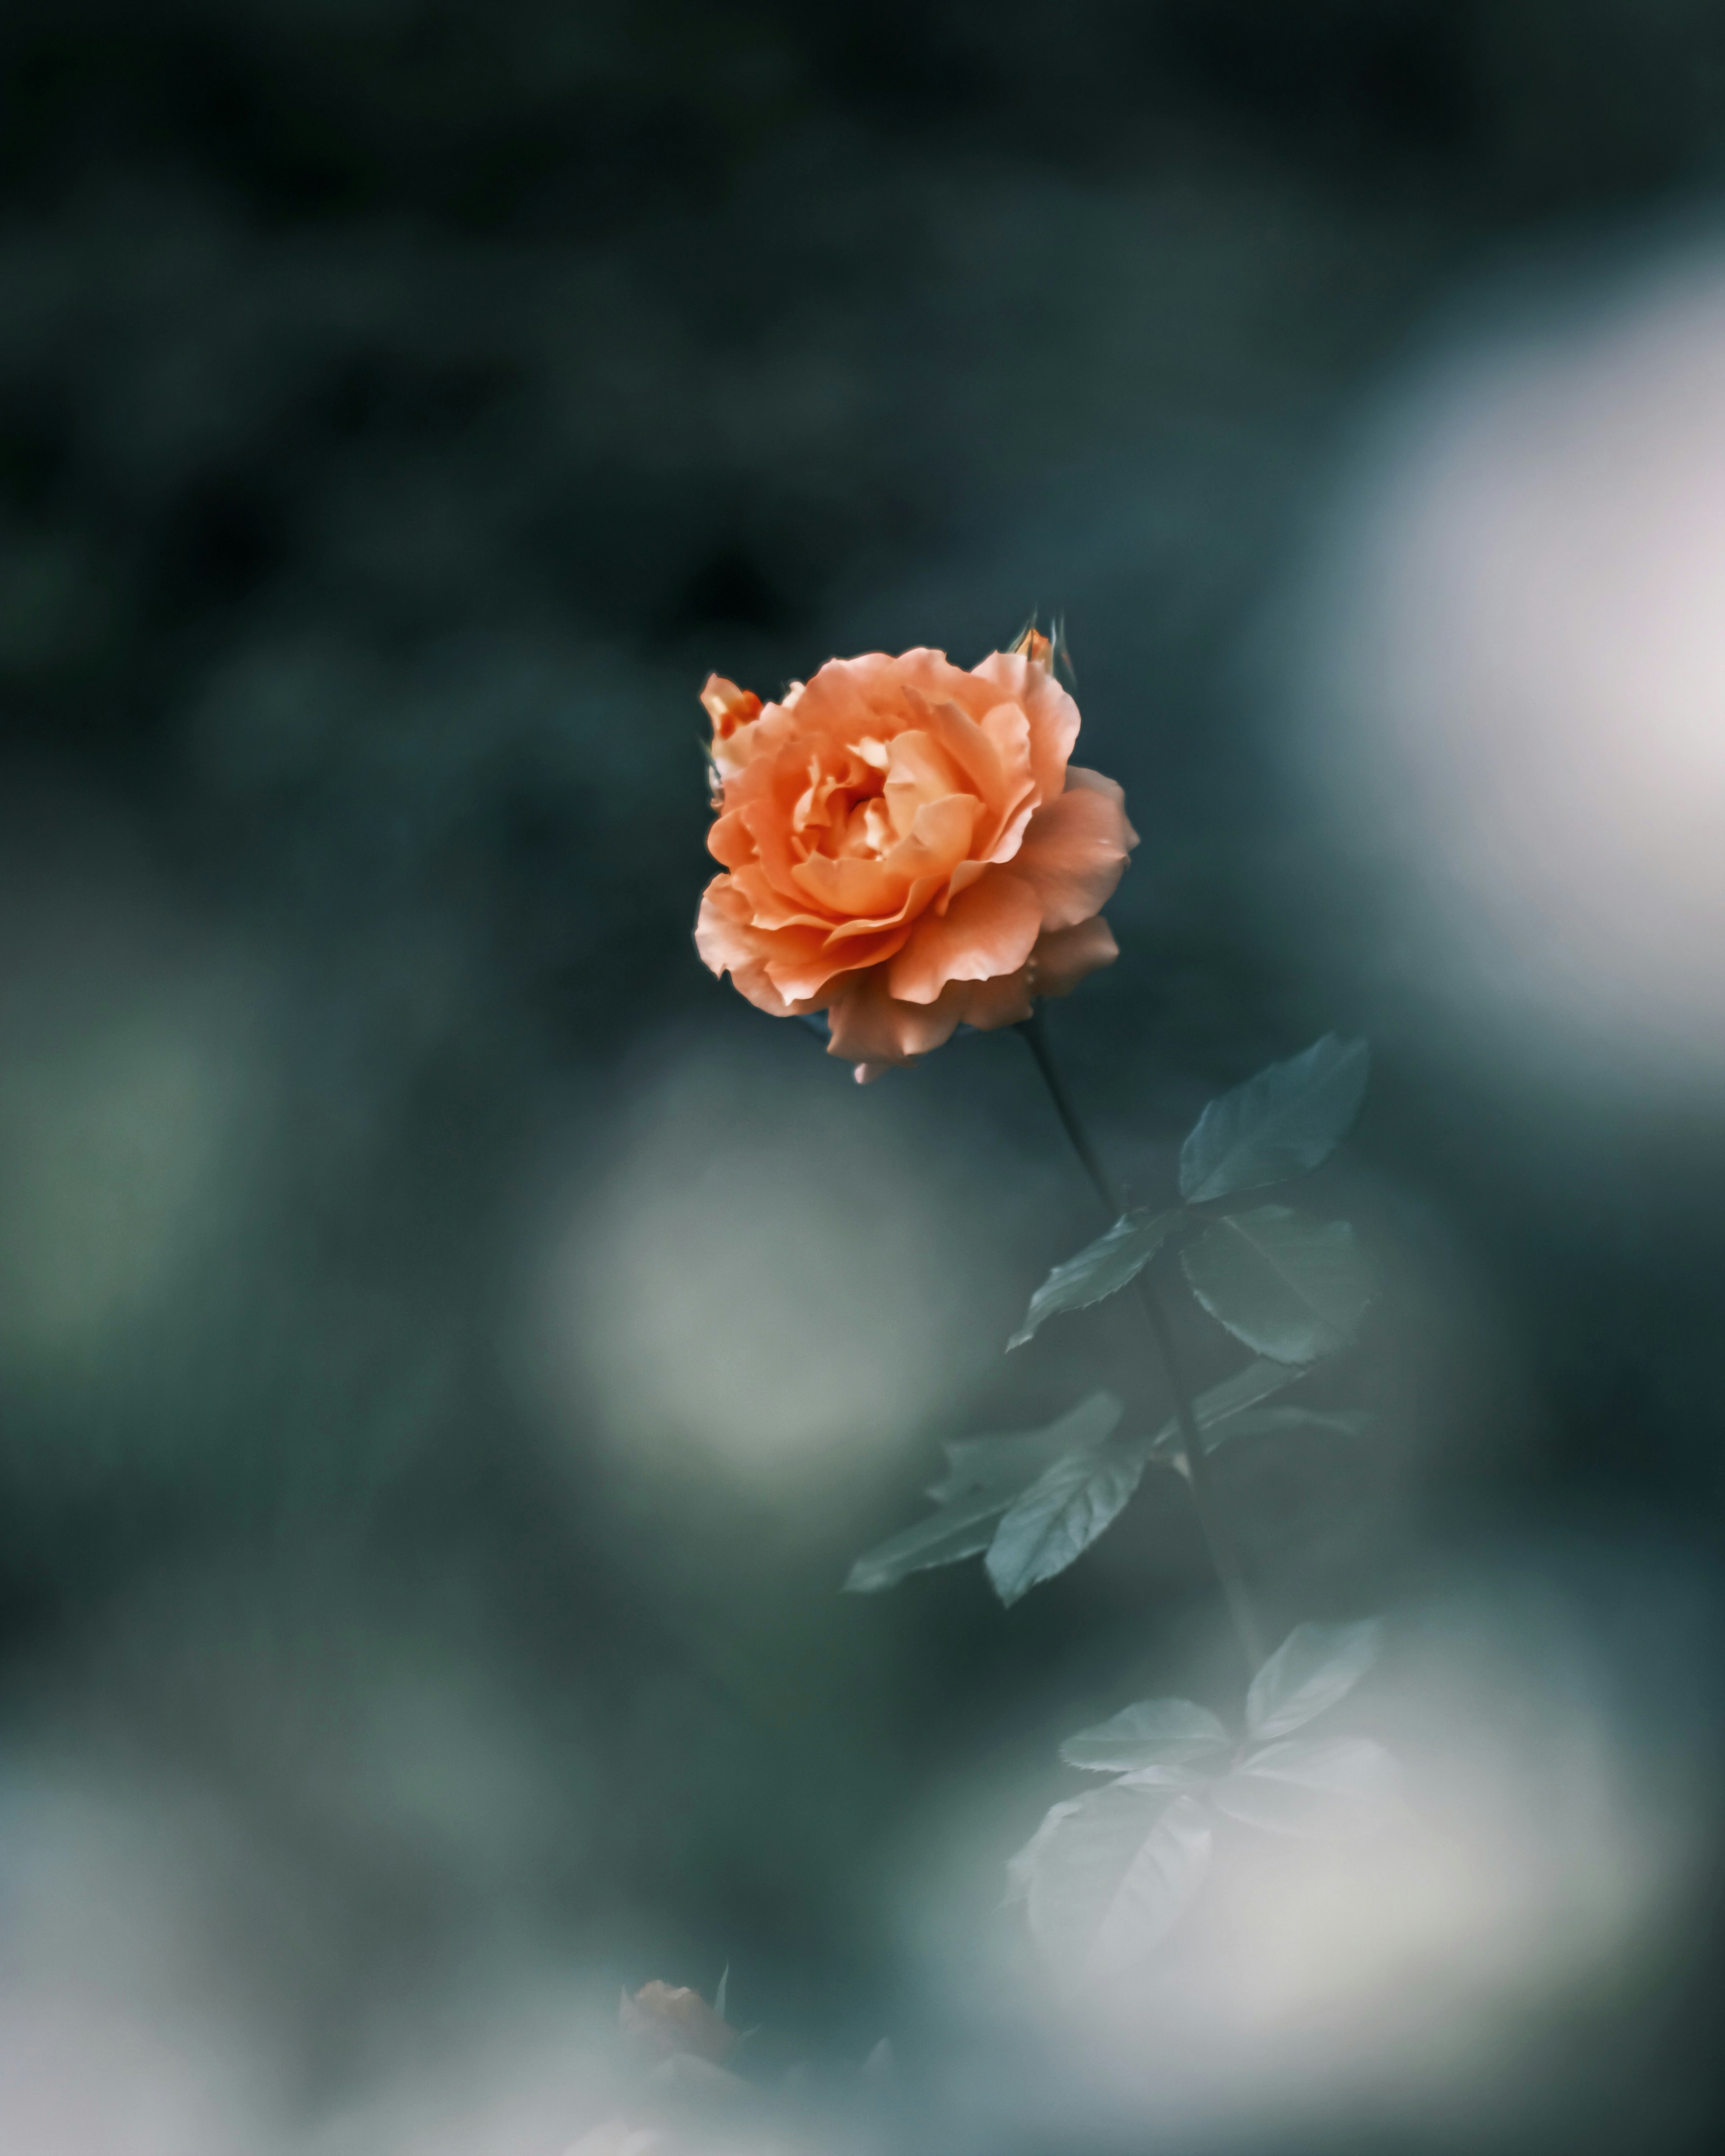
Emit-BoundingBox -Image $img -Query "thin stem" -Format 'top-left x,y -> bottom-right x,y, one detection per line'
1016,1009 -> 1265,1674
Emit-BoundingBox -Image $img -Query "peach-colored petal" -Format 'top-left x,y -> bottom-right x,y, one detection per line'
1064,763 -> 1141,848
886,869 -> 1042,1004
823,872 -> 945,943
970,648 -> 1081,802
949,965 -> 1036,1032
702,674 -> 766,784
920,697 -> 1012,816
790,848 -> 912,920
706,806 -> 756,870
697,886 -> 801,1017
878,790 -> 978,887
699,674 -> 758,731
1030,915 -> 1119,997
786,650 -> 904,745
763,919 -> 913,1003
825,965 -> 968,1067
693,877 -> 757,971
1012,778 -> 1137,932
883,729 -> 965,842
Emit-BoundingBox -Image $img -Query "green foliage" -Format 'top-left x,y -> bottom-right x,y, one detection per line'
1209,1735 -> 1400,1838
985,1439 -> 1155,1607
848,1035 -> 1379,1608
1246,1618 -> 1381,1739
1008,1207 -> 1185,1350
1143,1355 -> 1308,1463
1058,1697 -> 1230,1777
843,1486 -> 1031,1595
922,1392 -> 1123,1502
1181,1206 -> 1376,1364
1179,1034 -> 1369,1204
845,1393 -> 1121,1594
1010,1617 -> 1397,1979
1007,1782 -> 1213,1979
1211,1404 -> 1372,1447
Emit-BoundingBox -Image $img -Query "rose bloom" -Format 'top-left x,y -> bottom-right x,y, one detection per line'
694,633 -> 1138,1080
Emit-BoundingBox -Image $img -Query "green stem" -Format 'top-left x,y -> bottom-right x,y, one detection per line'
1016,1009 -> 1265,1674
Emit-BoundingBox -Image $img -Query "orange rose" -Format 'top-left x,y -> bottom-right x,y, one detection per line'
694,633 -> 1138,1081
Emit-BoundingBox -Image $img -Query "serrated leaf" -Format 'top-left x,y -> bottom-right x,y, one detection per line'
844,1485 -> 1017,1594
1008,1208 -> 1185,1349
1181,1206 -> 1376,1364
1013,1784 -> 1212,1978
924,1391 -> 1122,1502
1210,1736 -> 1401,1839
1179,1035 -> 1370,1204
1246,1618 -> 1382,1739
985,1439 -> 1151,1606
1146,1355 -> 1307,1463
1060,1697 -> 1231,1776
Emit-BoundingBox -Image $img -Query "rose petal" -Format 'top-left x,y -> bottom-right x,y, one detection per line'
886,870 -> 1042,1005
880,791 -> 978,886
789,849 -> 912,919
949,964 -> 1035,1033
970,648 -> 1082,803
764,919 -> 914,1003
1012,775 -> 1138,931
1064,763 -> 1142,847
883,729 -> 966,842
1031,915 -> 1119,997
825,966 -> 969,1067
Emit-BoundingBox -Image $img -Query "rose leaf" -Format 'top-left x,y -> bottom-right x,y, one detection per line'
847,1392 -> 1123,1593
1060,1697 -> 1232,1776
1246,1617 -> 1383,1740
1008,1208 -> 1186,1350
1210,1735 -> 1401,1839
1012,1783 -> 1212,1978
984,1439 -> 1152,1606
1179,1034 -> 1370,1204
1181,1206 -> 1376,1364
1145,1354 -> 1308,1464
844,1486 -> 1020,1594
924,1390 -> 1122,1501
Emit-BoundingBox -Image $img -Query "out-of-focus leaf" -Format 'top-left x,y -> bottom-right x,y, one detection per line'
844,1485 -> 1018,1593
1008,1208 -> 1185,1349
1210,1736 -> 1401,1838
985,1438 -> 1152,1606
1088,1794 -> 1213,1977
1004,1795 -> 1085,1905
1246,1618 -> 1382,1739
1060,1697 -> 1231,1776
1214,1405 -> 1372,1445
1179,1035 -> 1370,1204
1012,1784 -> 1212,1978
1181,1206 -> 1376,1364
1146,1355 -> 1307,1463
849,1394 -> 1124,1591
925,1391 -> 1122,1501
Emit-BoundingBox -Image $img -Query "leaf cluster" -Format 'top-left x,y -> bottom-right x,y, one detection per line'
847,1036 -> 1376,1606
1007,1621 -> 1398,1980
